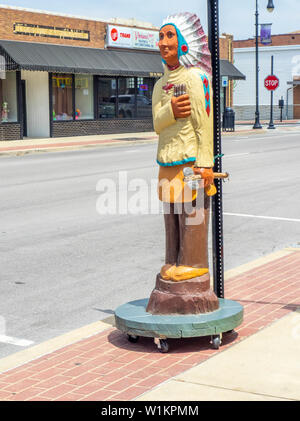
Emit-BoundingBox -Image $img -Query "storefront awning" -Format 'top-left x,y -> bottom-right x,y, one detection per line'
0,40 -> 246,80
220,59 -> 246,80
0,40 -> 164,77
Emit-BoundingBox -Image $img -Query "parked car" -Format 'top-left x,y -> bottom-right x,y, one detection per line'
135,95 -> 152,118
107,95 -> 152,118
98,98 -> 116,118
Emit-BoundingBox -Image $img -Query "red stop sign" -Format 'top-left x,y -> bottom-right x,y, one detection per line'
264,75 -> 279,91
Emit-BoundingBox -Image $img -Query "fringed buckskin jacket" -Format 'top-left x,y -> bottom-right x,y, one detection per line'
152,65 -> 214,203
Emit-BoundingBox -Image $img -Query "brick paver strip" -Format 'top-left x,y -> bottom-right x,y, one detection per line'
0,251 -> 299,401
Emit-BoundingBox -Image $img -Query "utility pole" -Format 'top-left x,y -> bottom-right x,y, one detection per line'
253,0 -> 275,128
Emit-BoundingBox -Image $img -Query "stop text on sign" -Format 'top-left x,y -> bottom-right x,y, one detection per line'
264,75 -> 279,91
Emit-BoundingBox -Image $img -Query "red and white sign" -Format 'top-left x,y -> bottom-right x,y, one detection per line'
106,25 -> 159,50
111,28 -> 118,42
264,75 -> 279,91
107,25 -> 132,47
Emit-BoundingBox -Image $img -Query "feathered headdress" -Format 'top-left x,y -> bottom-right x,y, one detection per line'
161,12 -> 212,76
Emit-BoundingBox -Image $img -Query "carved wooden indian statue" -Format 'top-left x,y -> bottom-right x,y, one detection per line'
146,12 -> 220,315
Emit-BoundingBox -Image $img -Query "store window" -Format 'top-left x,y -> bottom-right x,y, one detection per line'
0,72 -> 18,123
118,77 -> 136,118
52,74 -> 73,121
97,76 -> 156,120
75,74 -> 94,120
136,77 -> 154,118
98,77 -> 117,118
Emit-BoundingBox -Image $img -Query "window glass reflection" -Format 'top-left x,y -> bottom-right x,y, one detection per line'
98,77 -> 116,118
118,77 -> 135,118
136,77 -> 154,118
0,72 -> 18,123
75,74 -> 94,120
52,74 -> 73,121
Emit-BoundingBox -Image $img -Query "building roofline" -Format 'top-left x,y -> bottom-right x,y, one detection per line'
0,4 -> 158,29
234,32 -> 300,43
0,4 -> 109,22
234,44 -> 300,52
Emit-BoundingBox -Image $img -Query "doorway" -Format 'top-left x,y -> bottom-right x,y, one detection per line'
21,80 -> 27,137
20,71 -> 50,138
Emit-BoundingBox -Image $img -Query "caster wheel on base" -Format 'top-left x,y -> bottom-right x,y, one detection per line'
127,334 -> 139,343
211,334 -> 221,350
154,338 -> 169,353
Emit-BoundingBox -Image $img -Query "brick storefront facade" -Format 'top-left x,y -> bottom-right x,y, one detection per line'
220,33 -> 234,108
0,6 -> 106,48
293,77 -> 300,119
52,119 -> 153,138
0,6 -> 237,140
0,123 -> 21,141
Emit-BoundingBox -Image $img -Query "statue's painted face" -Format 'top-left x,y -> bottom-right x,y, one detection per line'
158,25 -> 179,67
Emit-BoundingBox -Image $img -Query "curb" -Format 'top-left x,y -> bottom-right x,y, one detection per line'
1,126 -> 299,156
0,138 -> 159,157
0,320 -> 113,375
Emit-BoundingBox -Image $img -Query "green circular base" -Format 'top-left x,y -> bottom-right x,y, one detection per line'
115,298 -> 243,339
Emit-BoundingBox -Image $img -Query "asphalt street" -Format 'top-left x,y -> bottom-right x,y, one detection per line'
0,129 -> 299,358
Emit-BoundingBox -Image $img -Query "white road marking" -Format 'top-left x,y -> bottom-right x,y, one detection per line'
223,153 -> 250,158
232,133 -> 300,142
230,132 -> 300,141
123,149 -> 140,153
232,136 -> 249,141
0,335 -> 34,347
224,212 -> 300,223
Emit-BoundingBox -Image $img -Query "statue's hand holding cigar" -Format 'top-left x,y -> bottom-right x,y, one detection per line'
193,167 -> 214,187
171,94 -> 191,119
193,167 -> 216,196
171,83 -> 191,119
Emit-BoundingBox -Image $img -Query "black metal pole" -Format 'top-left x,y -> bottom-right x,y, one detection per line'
72,74 -> 75,121
49,73 -> 53,138
207,0 -> 224,298
268,55 -> 275,129
253,0 -> 262,129
16,70 -> 23,139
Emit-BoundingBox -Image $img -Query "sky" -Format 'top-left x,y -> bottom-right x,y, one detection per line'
0,0 -> 299,40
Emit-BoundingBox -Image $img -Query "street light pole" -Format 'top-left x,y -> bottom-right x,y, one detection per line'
253,0 -> 262,129
267,55 -> 275,129
253,0 -> 275,129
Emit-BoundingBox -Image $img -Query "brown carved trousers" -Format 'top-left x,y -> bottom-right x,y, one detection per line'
163,189 -> 210,269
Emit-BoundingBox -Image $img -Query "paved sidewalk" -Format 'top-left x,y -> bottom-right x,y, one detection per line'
236,119 -> 300,125
0,122 -> 299,156
0,132 -> 158,156
137,310 -> 300,401
0,248 -> 299,401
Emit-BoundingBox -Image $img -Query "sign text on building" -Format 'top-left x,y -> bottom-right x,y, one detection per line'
13,23 -> 90,41
106,25 -> 159,50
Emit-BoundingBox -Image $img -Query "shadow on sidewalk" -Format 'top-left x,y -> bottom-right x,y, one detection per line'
237,300 -> 300,310
106,328 -> 238,354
